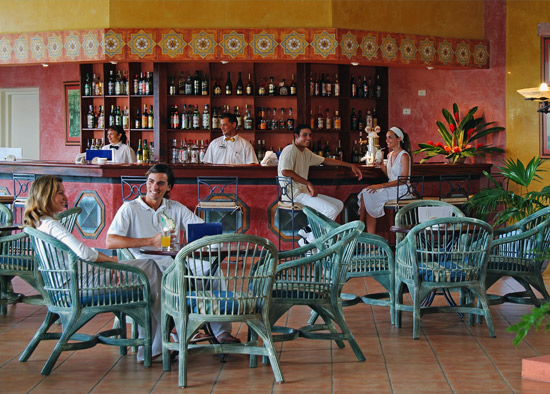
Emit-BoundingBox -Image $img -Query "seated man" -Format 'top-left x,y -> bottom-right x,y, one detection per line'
106,163 -> 240,344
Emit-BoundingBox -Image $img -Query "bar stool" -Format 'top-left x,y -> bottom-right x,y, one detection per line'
12,174 -> 35,225
196,176 -> 241,234
121,176 -> 147,202
275,176 -> 305,250
438,174 -> 471,206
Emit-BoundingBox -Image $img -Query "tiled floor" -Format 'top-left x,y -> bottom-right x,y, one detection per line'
1,276 -> 550,393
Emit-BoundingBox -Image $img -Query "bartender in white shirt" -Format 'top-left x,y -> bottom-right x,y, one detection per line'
102,125 -> 137,163
202,113 -> 258,165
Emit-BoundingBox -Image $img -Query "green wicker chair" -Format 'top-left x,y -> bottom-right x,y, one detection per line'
394,217 -> 494,339
21,227 -> 153,375
486,207 -> 550,306
0,203 -> 13,236
56,206 -> 82,232
395,200 -> 465,244
161,233 -> 282,388
269,221 -> 365,361
303,206 -> 396,324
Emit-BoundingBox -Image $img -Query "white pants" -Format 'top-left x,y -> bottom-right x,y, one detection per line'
294,192 -> 344,221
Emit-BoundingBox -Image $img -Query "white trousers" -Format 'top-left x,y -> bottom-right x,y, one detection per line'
294,192 -> 344,221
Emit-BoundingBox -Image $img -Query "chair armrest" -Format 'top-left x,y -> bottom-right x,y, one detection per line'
494,222 -> 521,238
78,260 -> 151,292
279,241 -> 319,261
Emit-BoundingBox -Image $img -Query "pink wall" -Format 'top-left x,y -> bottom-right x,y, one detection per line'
0,63 -> 81,161
388,0 -> 506,166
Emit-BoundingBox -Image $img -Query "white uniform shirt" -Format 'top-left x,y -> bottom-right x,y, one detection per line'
278,143 -> 324,196
102,142 -> 137,163
38,216 -> 99,262
107,197 -> 203,269
202,135 -> 258,164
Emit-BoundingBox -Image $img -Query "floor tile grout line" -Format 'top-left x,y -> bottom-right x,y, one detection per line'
422,325 -> 456,394
88,355 -> 125,394
496,306 -> 541,356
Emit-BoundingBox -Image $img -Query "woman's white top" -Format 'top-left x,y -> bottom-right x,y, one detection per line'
102,142 -> 136,163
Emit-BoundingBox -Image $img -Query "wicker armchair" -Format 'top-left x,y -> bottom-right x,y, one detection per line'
394,217 -> 494,339
21,227 -> 153,375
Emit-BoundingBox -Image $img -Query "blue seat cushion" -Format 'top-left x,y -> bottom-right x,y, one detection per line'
186,290 -> 240,314
419,261 -> 467,282
0,257 -> 34,271
52,290 -> 145,307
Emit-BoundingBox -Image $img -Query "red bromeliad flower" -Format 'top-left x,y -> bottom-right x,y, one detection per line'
467,128 -> 475,138
449,124 -> 456,132
427,140 -> 434,145
454,112 -> 459,122
476,143 -> 483,149
436,142 -> 444,148
444,146 -> 452,153
466,144 -> 472,149
453,146 -> 461,153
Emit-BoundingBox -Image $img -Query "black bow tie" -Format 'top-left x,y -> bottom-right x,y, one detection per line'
109,145 -> 119,150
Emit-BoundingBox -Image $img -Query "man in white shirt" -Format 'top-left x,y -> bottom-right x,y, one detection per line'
202,113 -> 258,164
278,124 -> 363,221
106,164 -> 240,344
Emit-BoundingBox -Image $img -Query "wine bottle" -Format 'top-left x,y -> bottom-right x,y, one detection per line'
290,74 -> 297,96
142,139 -> 150,163
109,105 -> 115,127
193,70 -> 201,95
225,72 -> 232,95
148,105 -> 154,129
268,76 -> 275,96
362,76 -> 369,98
202,104 -> 210,130
333,110 -> 341,131
142,105 -> 148,129
246,73 -> 254,95
87,105 -> 95,129
325,108 -> 332,130
350,74 -> 357,98
115,71 -> 122,95
192,104 -> 201,129
375,74 -> 382,98
236,72 -> 244,95
136,139 -> 143,163
334,74 -> 340,97
185,73 -> 193,95
84,73 -> 92,96
287,108 -> 295,131
98,105 -> 105,129
201,73 -> 209,95
135,108 -> 141,129
115,106 -> 122,127
316,106 -> 324,130
168,76 -> 176,96
107,70 -> 115,95
178,71 -> 185,95
351,107 -> 357,130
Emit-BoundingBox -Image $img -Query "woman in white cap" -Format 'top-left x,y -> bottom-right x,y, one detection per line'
358,126 -> 411,233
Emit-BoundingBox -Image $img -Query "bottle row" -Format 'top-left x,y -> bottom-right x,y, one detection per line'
307,106 -> 378,131
86,137 -> 155,164
83,71 -> 154,97
86,105 -> 154,130
167,104 -> 296,132
170,139 -> 209,164
308,73 -> 383,98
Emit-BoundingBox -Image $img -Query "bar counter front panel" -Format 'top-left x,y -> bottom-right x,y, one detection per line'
0,161 -> 491,249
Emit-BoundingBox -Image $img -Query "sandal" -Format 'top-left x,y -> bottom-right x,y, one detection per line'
190,332 -> 214,343
216,332 -> 241,344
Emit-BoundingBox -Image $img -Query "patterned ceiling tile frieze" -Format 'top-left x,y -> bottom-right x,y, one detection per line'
279,28 -> 308,60
219,29 -> 249,60
0,28 -> 490,69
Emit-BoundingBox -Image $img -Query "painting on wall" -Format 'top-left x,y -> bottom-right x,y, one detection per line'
64,81 -> 80,146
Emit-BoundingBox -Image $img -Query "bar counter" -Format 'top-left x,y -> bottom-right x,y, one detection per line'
0,160 -> 491,249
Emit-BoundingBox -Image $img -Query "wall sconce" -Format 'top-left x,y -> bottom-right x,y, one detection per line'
517,82 -> 550,113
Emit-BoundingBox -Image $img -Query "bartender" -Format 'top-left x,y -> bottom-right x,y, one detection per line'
202,113 -> 258,164
103,125 -> 137,163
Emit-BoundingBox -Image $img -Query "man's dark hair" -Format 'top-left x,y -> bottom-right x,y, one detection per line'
220,112 -> 237,125
146,163 -> 175,188
294,124 -> 311,138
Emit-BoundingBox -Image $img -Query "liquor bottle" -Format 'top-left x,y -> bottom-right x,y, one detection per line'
148,105 -> 154,129
142,139 -> 150,163
256,140 -> 264,162
375,74 -> 382,98
351,107 -> 357,130
265,108 -> 272,131
202,104 -> 210,130
290,74 -> 297,96
87,138 -> 92,150
258,107 -> 266,130
333,110 -> 341,131
107,70 -> 115,95
84,73 -> 92,96
366,109 -> 373,128
122,71 -> 129,95
149,141 -> 154,161
134,74 -> 140,95
325,74 -> 332,97
115,106 -> 122,127
358,110 -> 365,131
185,73 -> 193,95
172,105 -> 180,129
122,106 -> 128,129
142,105 -> 148,129
270,107 -> 278,130
324,140 -> 331,158
115,71 -> 122,95
135,108 -> 141,129
351,140 -> 359,163
236,72 -> 244,95
94,74 -> 102,96
287,107 -> 295,131
362,76 -> 369,98
316,141 -> 324,157
109,105 -> 115,127
373,108 -> 379,128
192,104 -> 201,129
87,105 -> 95,129
368,76 -> 374,98
137,72 -> 144,95
336,140 -> 344,161
357,76 -> 363,98
201,73 -> 209,95
325,108 -> 332,130
180,104 -> 188,129
246,73 -> 254,96
278,79 -> 288,96
244,105 -> 253,130
314,74 -> 320,96
168,76 -> 177,95
98,105 -> 105,129
279,108 -> 286,130
310,109 -> 315,130
267,76 -> 276,96
225,72 -> 232,95
171,139 -> 179,163
178,71 -> 185,95
309,72 -> 314,96
147,71 -> 153,95
136,139 -> 143,163
256,77 -> 265,96
234,106 -> 242,129
213,79 -> 222,95
334,74 -> 340,97
350,74 -> 357,98
199,140 -> 207,163
193,71 -> 201,95
212,106 -> 220,130
316,106 -> 324,130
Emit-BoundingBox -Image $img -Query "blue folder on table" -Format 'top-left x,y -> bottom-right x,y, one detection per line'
187,222 -> 223,243
85,150 -> 112,161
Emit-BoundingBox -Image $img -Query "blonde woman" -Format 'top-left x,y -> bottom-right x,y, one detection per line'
24,175 -> 163,363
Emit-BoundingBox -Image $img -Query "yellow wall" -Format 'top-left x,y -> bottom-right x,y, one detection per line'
506,0 -> 550,188
0,0 -> 484,37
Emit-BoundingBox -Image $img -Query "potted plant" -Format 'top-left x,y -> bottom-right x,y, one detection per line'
413,103 -> 505,164
467,156 -> 550,227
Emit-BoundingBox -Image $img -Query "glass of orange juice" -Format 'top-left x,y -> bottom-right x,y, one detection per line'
161,228 -> 171,251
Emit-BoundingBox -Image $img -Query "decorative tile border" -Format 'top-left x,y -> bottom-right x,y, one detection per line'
0,28 -> 489,69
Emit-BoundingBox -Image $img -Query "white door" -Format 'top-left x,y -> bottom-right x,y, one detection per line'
0,88 -> 40,160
